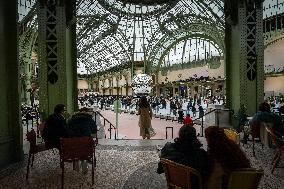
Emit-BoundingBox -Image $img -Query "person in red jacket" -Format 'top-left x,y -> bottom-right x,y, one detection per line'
183,114 -> 193,126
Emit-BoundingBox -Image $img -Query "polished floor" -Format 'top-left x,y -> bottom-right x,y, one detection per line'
99,109 -> 185,139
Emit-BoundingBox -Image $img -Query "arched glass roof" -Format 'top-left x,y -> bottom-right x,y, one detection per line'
17,0 -> 284,76
263,0 -> 284,19
18,0 -> 37,21
76,0 -> 225,74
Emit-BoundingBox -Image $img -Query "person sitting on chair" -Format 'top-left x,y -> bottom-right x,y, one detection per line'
68,107 -> 97,138
42,104 -> 68,149
67,107 -> 97,174
205,126 -> 250,189
157,125 -> 209,186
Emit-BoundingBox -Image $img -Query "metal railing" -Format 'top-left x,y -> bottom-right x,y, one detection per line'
166,127 -> 174,139
94,111 -> 117,140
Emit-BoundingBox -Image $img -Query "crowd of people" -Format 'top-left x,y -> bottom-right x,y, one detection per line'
265,95 -> 284,114
38,98 -> 252,188
77,93 -> 226,120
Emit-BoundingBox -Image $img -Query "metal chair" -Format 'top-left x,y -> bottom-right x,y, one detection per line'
265,127 -> 284,173
160,158 -> 203,189
60,136 -> 96,189
227,168 -> 264,189
26,129 -> 54,180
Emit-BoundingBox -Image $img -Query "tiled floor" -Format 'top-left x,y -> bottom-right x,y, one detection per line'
1,138 -> 284,189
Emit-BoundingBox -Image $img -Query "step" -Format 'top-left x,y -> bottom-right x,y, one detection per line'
97,138 -> 208,151
98,138 -> 174,147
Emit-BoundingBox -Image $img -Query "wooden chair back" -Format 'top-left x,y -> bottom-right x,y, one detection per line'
60,136 -> 94,161
227,168 -> 263,189
160,158 -> 203,189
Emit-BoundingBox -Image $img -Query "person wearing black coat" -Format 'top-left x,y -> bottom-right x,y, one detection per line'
157,126 -> 209,188
42,104 -> 68,149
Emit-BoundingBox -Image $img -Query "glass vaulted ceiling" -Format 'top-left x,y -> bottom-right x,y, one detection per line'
17,0 -> 284,75
76,0 -> 225,74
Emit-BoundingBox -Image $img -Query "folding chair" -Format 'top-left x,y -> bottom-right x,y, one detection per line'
26,129 -> 54,180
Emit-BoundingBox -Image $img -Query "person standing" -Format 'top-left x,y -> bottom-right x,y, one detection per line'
192,103 -> 197,117
199,105 -> 204,118
137,96 -> 153,139
161,98 -> 167,109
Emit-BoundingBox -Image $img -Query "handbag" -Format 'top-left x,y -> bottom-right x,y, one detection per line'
149,126 -> 156,137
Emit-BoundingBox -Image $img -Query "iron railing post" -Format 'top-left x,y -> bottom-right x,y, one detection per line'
36,112 -> 40,138
166,127 -> 173,139
217,109 -> 220,127
109,123 -> 112,139
201,116 -> 204,137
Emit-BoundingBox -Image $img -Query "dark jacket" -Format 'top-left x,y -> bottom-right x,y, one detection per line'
157,142 -> 209,181
250,111 -> 284,135
68,113 -> 97,137
42,113 -> 68,148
